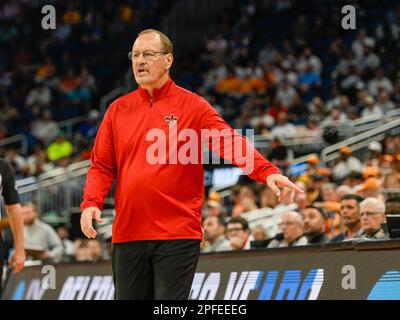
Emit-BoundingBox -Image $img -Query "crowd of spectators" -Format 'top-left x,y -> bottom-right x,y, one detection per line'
1,201 -> 112,264
2,0 -> 400,257
0,0 -> 174,178
194,0 -> 400,136
201,135 -> 400,252
1,0 -> 400,179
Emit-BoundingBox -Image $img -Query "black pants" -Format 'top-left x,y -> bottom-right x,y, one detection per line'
112,239 -> 200,300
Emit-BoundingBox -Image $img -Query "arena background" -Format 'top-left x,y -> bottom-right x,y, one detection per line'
1,0 -> 400,300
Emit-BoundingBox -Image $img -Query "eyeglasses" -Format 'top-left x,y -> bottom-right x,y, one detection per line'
128,51 -> 168,61
360,211 -> 380,217
278,222 -> 298,227
227,227 -> 244,233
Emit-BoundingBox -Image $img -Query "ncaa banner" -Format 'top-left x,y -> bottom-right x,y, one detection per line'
2,240 -> 400,300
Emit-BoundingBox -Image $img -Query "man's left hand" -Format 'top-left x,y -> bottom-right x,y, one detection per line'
266,173 -> 304,203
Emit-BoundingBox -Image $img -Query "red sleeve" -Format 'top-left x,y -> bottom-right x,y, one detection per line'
196,97 -> 281,184
80,104 -> 117,212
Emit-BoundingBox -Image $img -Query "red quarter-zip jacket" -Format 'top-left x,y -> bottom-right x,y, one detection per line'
81,79 -> 280,243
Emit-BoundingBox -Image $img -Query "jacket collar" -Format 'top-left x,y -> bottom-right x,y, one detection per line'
138,78 -> 174,102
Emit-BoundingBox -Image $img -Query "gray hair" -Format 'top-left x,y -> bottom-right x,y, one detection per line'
360,197 -> 385,214
282,211 -> 304,225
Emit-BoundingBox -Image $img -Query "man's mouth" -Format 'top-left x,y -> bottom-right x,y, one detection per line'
138,68 -> 148,75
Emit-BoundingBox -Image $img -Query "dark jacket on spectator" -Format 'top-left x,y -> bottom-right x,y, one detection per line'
307,232 -> 330,245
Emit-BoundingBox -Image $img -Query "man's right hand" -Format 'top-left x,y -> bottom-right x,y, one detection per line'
80,207 -> 103,239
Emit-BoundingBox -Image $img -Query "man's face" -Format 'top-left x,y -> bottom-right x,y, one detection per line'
131,33 -> 173,87
205,205 -> 221,217
22,205 -> 37,225
280,214 -> 303,242
295,192 -> 310,210
303,208 -> 325,236
226,222 -> 248,242
203,217 -> 224,242
260,188 -> 278,208
322,187 -> 337,202
87,240 -> 102,260
360,203 -> 385,234
340,199 -> 360,227
252,227 -> 267,241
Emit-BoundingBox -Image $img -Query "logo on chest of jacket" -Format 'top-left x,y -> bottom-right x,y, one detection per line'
165,114 -> 178,126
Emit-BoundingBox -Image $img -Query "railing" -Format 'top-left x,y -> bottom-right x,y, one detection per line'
379,188 -> 400,198
320,118 -> 400,167
240,203 -> 298,238
100,70 -> 133,115
253,129 -> 325,156
0,116 -> 89,156
0,134 -> 29,156
58,115 -> 89,139
16,176 -> 38,204
352,114 -> 385,134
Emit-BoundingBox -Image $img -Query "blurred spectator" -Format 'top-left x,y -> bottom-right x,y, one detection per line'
22,202 -> 63,263
203,200 -> 224,218
302,206 -> 329,244
268,136 -> 291,170
356,197 -> 388,240
357,177 -> 381,199
56,226 -> 75,262
270,112 -> 296,138
276,79 -> 298,108
358,45 -> 380,72
296,47 -> 322,75
46,132 -> 74,162
259,185 -> 279,209
4,148 -> 26,176
375,15 -> 400,45
344,171 -> 365,188
231,185 -> 258,216
25,81 -> 52,108
206,33 -> 228,57
321,106 -> 347,125
295,191 -> 311,212
317,183 -> 342,238
202,216 -> 231,252
336,185 -> 352,199
34,56 -> 56,83
75,239 -> 92,262
385,197 -> 400,215
366,141 -> 383,167
226,216 -> 251,250
351,30 -> 375,60
382,174 -> 400,189
298,64 -> 321,99
87,239 -> 103,262
268,211 -> 307,248
26,145 -> 55,176
252,225 -> 267,241
333,147 -> 363,181
31,109 -> 59,145
306,174 -> 325,203
367,69 -> 394,97
330,194 -> 364,243
361,95 -> 383,118
375,90 -> 395,114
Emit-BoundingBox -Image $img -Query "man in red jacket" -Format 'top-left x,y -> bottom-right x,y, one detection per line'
80,29 -> 303,300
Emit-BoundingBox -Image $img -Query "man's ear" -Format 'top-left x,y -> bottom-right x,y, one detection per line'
165,54 -> 173,70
